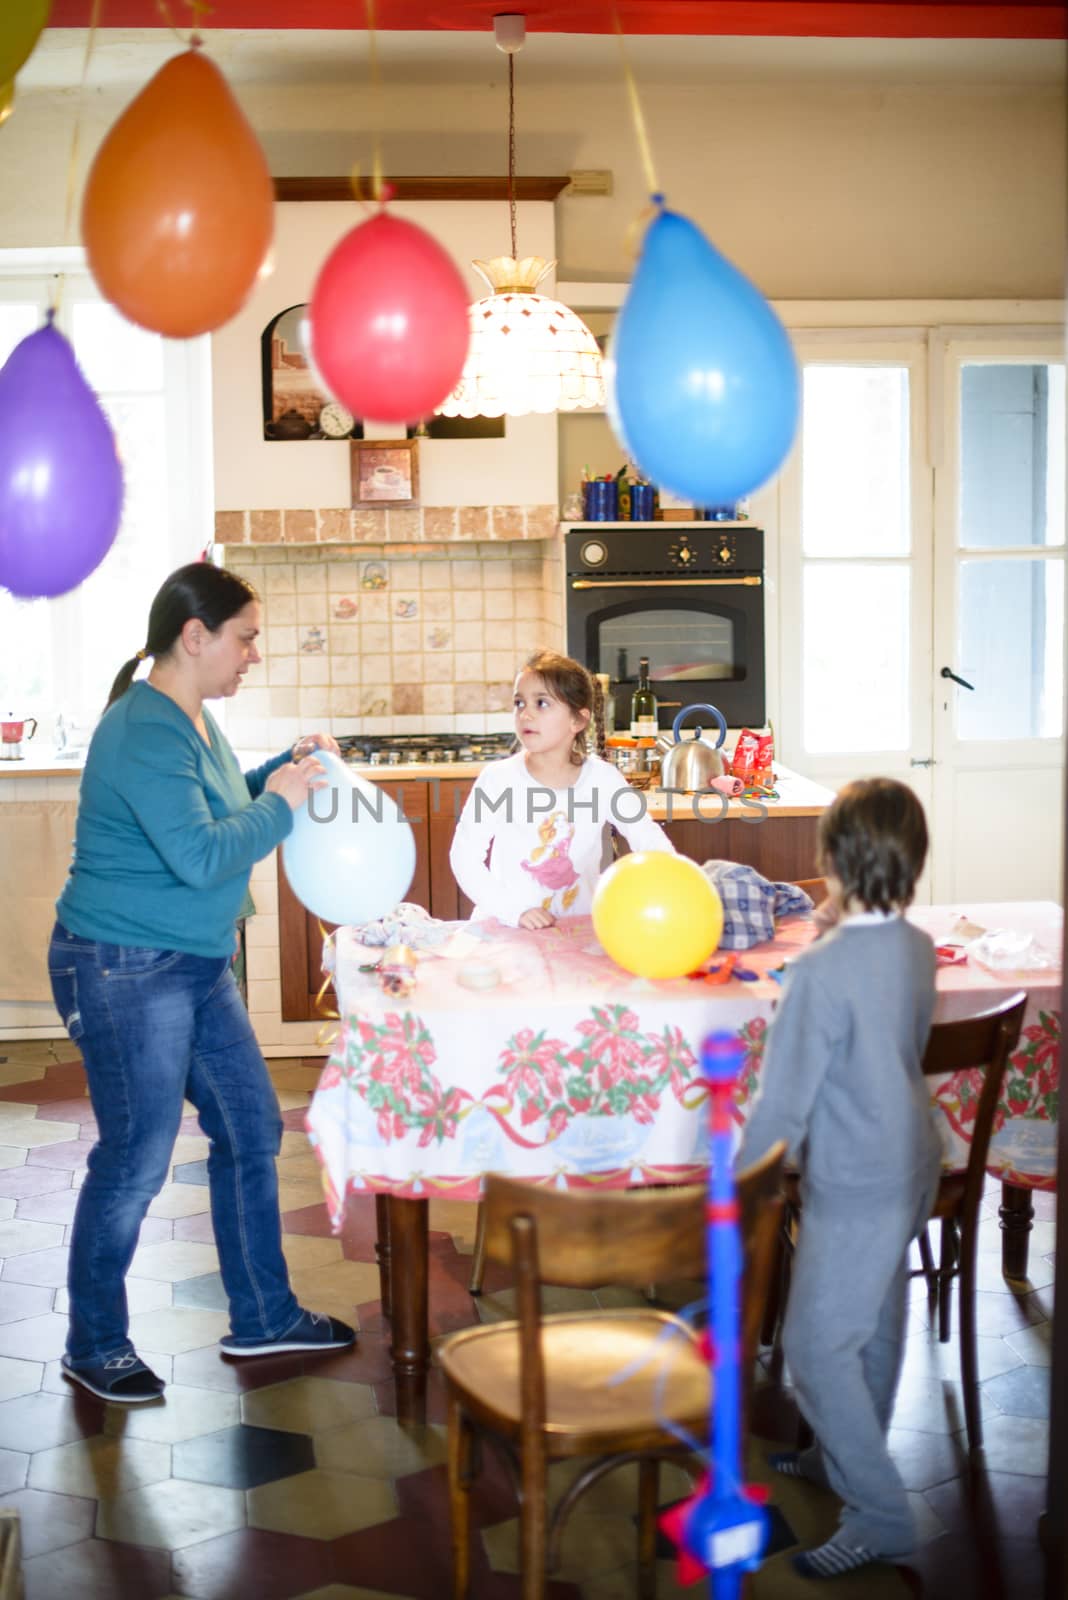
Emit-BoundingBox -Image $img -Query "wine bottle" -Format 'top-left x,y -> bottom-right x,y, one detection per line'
629,656 -> 658,738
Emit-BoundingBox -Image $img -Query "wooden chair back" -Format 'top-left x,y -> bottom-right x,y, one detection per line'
481,1142 -> 787,1433
790,877 -> 827,902
921,991 -> 1026,1215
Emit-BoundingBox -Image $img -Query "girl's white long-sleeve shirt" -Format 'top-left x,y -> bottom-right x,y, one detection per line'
449,752 -> 675,926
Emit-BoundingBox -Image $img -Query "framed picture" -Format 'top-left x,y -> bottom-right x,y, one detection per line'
350,439 -> 420,508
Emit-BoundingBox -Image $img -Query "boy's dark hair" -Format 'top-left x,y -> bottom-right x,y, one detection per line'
817,778 -> 928,913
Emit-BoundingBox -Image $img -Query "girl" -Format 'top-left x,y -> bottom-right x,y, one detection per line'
450,650 -> 673,929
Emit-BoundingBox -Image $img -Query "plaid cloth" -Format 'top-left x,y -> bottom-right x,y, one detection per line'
700,860 -> 814,950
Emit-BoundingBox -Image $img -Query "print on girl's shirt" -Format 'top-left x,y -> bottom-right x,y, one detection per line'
521,812 -> 581,913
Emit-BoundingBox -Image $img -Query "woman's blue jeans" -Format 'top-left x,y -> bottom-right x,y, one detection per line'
48,922 -> 300,1367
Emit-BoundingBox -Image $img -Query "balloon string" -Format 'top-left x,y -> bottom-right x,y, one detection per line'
364,0 -> 384,203
154,0 -> 214,43
612,8 -> 660,200
55,0 -> 104,313
507,53 -> 517,262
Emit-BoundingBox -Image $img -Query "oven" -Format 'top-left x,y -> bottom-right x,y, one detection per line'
565,523 -> 765,731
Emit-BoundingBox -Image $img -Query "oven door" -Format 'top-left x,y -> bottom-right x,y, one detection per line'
567,577 -> 766,730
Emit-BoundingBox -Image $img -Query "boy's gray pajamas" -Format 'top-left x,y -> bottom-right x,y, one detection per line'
737,917 -> 943,1557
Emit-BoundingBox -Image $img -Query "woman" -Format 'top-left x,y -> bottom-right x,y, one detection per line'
48,562 -> 353,1404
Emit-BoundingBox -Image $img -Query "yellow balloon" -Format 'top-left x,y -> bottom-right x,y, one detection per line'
592,852 -> 723,979
0,0 -> 51,88
0,81 -> 12,130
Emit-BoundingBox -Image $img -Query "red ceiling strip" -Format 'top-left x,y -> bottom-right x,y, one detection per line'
47,1 -> 1068,41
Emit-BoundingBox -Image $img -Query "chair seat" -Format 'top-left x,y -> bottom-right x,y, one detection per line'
439,1309 -> 710,1456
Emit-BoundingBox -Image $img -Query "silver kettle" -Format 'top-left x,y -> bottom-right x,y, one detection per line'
657,704 -> 729,791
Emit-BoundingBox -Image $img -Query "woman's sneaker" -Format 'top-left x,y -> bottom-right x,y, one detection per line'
61,1353 -> 165,1405
219,1309 -> 355,1357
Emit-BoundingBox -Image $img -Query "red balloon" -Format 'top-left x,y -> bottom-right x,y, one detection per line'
81,48 -> 273,338
308,211 -> 470,423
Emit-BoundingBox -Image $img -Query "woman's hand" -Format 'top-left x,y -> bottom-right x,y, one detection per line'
266,755 -> 327,811
518,907 -> 556,930
291,731 -> 341,762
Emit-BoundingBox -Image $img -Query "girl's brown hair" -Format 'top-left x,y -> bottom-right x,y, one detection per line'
521,650 -> 605,765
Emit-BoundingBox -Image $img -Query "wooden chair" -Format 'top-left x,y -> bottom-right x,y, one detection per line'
439,1143 -> 786,1600
772,991 -> 1026,1458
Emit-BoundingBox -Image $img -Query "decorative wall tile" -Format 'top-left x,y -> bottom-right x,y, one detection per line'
486,681 -> 513,712
360,624 -> 390,654
485,651 -> 515,680
295,564 -> 326,594
449,561 -> 481,591
515,591 -> 541,620
249,511 -> 282,544
296,595 -> 327,626
284,510 -> 316,542
452,621 -> 483,652
484,619 -> 515,650
425,626 -> 451,651
331,595 -> 358,621
423,683 -> 454,714
423,653 -> 454,683
359,688 -> 389,717
455,683 -> 487,714
483,590 -> 515,620
390,653 -> 422,682
458,507 -> 489,538
454,653 -> 484,682
421,564 -> 450,591
318,509 -> 352,543
525,504 -> 559,539
352,510 -> 387,541
298,657 -> 329,687
298,687 -> 331,718
331,625 -> 359,655
267,657 -> 298,687
330,656 -> 360,686
361,654 -> 390,683
214,511 -> 246,543
386,509 -> 421,542
393,597 -> 418,620
360,593 -> 390,623
492,506 -> 524,539
422,591 -> 451,621
299,627 -> 328,654
262,565 -> 295,596
423,507 -> 457,539
360,561 -> 388,591
391,684 -> 423,716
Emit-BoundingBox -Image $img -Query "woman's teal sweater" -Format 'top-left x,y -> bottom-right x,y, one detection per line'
56,681 -> 293,957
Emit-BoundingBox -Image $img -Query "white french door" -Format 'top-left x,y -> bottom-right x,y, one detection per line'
775,322 -> 1065,904
929,332 -> 1065,902
777,333 -> 936,897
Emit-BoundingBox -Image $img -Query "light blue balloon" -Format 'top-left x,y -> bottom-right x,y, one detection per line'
282,749 -> 416,927
608,204 -> 799,505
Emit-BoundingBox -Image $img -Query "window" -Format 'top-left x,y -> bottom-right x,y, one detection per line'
799,364 -> 914,753
0,251 -> 211,739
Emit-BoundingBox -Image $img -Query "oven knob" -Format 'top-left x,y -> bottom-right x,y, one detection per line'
580,540 -> 607,567
718,543 -> 733,564
668,541 -> 694,567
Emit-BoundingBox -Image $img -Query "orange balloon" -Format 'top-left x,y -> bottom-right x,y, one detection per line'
81,48 -> 273,338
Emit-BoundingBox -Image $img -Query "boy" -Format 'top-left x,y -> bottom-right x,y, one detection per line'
737,778 -> 942,1580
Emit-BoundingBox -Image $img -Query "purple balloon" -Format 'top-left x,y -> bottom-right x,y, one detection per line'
0,314 -> 124,599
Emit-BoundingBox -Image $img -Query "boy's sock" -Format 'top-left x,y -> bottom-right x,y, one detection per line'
792,1537 -> 879,1580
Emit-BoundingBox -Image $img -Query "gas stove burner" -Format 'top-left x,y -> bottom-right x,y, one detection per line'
337,731 -> 515,767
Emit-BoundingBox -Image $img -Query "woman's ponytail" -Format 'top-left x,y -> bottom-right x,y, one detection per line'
105,654 -> 145,710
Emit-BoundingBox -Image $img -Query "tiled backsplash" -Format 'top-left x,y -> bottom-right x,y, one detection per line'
221,538 -> 565,748
215,504 -> 560,545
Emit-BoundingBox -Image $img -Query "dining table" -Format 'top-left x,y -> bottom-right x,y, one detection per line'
305,901 -> 1061,1413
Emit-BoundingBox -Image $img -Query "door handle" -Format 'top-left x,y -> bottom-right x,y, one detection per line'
940,666 -> 975,691
910,757 -> 936,768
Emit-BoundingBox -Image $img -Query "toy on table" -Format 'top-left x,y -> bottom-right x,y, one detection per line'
688,952 -> 761,985
660,1031 -> 771,1595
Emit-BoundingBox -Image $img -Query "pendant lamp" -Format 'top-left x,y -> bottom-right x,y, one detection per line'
437,15 -> 604,419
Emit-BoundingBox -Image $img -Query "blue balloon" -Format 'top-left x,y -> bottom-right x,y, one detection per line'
283,750 -> 416,927
608,204 -> 799,505
0,313 -> 124,598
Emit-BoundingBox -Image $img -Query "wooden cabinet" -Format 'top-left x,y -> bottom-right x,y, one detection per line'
278,777 -> 473,1021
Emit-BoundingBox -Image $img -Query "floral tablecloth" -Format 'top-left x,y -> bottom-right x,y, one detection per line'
306,902 -> 1061,1225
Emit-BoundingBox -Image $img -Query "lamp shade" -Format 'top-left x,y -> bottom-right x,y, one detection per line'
438,256 -> 605,418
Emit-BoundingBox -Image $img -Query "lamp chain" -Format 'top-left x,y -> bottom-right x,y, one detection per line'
507,52 -> 517,262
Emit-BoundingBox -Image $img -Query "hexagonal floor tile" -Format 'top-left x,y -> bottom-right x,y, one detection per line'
981,1362 -> 1052,1420
174,1422 -> 315,1488
280,1235 -> 344,1271
0,1312 -> 68,1362
0,1119 -> 80,1149
172,1159 -> 210,1187
0,1148 -> 29,1172
242,1375 -> 375,1434
54,1275 -> 174,1317
28,1434 -> 172,1498
1,1485 -> 96,1557
22,1536 -> 173,1600
97,1477 -> 246,1549
127,1306 -> 229,1356
314,1415 -> 446,1479
248,1468 -> 395,1539
277,1177 -> 332,1213
103,1383 -> 239,1445
172,1272 -> 228,1311
0,1218 -> 66,1257
0,1246 -> 69,1288
0,1447 -> 28,1495
170,1527 -> 332,1600
0,1390 -> 103,1452
0,1280 -> 54,1321
147,1185 -> 212,1220
287,1261 -> 378,1324
0,1352 -> 43,1402
128,1240 -> 219,1282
